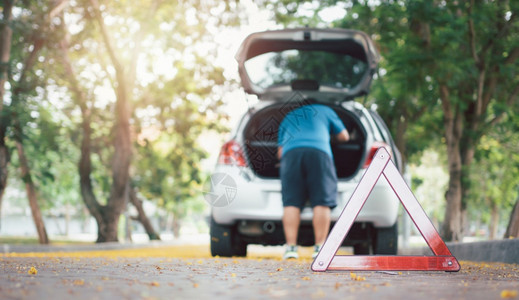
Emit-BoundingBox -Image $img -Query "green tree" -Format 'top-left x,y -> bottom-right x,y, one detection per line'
263,0 -> 519,242
404,1 -> 519,241
55,0 -> 237,242
133,98 -> 226,237
0,0 -> 14,227
470,112 -> 519,239
468,130 -> 519,239
0,0 -> 69,243
0,0 -> 240,243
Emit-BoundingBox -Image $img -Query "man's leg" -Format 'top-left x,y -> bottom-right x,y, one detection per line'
282,206 -> 301,245
312,205 -> 331,245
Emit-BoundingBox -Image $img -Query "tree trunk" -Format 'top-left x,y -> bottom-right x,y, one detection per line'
442,166 -> 463,241
172,211 -> 181,238
65,202 -> 70,236
439,85 -> 464,242
505,195 -> 519,238
96,209 -> 120,242
57,22 -> 128,243
129,187 -> 161,240
8,32 -> 47,244
488,201 -> 499,240
395,108 -> 408,168
173,219 -> 181,238
1,0 -> 68,242
0,0 -> 66,242
59,1 -> 164,242
0,142 -> 8,231
124,210 -> 132,242
57,37 -> 108,242
15,141 -> 49,244
77,101 -> 109,241
166,212 -> 174,233
90,0 -> 133,243
75,69 -> 124,243
0,0 -> 14,231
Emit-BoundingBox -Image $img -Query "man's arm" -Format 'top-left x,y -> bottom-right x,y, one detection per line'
333,129 -> 349,143
277,147 -> 283,160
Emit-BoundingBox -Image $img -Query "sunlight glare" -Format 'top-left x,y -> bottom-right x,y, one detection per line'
319,6 -> 347,22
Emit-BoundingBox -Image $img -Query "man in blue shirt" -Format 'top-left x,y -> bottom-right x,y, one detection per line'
278,103 -> 349,259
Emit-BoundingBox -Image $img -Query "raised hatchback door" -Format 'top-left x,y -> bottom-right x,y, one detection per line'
235,28 -> 380,100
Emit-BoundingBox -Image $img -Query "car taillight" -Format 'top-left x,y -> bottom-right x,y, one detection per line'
363,141 -> 392,168
217,140 -> 247,167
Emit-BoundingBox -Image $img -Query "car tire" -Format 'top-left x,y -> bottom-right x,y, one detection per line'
233,239 -> 248,257
372,223 -> 398,255
210,217 -> 247,257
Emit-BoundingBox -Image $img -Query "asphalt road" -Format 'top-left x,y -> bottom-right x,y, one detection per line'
1,245 -> 518,300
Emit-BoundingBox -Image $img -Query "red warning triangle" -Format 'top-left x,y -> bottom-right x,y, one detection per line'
312,147 -> 460,272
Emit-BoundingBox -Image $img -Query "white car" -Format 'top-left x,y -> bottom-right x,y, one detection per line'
209,28 -> 403,257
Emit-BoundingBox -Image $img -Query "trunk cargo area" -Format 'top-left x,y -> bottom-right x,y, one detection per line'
243,102 -> 365,179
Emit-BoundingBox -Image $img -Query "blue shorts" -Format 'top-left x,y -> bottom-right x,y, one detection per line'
280,147 -> 338,210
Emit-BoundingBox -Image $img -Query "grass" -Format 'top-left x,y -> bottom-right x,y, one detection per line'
0,236 -> 94,246
0,241 -> 349,260
0,245 -> 214,259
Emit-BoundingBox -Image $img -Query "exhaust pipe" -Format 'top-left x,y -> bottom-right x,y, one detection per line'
263,221 -> 276,233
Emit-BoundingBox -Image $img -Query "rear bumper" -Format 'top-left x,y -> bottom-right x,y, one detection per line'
230,219 -> 375,247
211,166 -> 399,228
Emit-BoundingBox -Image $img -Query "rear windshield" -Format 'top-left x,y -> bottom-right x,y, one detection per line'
244,49 -> 368,90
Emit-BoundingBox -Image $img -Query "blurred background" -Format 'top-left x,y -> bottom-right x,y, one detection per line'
0,0 -> 517,247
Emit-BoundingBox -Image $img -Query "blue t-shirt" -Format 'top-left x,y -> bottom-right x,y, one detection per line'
278,104 -> 346,158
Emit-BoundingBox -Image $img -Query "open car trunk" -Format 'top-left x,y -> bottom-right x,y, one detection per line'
243,103 -> 365,179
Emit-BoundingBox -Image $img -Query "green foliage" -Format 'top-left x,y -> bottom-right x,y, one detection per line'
409,149 -> 448,225
261,0 -> 519,237
467,112 -> 519,230
1,0 -> 241,234
57,0 -> 238,219
4,0 -> 514,239
0,0 -> 84,216
132,102 -> 210,216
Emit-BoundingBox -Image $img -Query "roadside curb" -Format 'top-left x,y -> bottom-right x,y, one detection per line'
1,242 -> 155,254
400,239 -> 519,264
0,240 -> 208,254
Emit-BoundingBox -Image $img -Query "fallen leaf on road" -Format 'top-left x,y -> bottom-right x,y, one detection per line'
501,290 -> 518,298
350,273 -> 365,281
73,279 -> 84,286
28,267 -> 38,275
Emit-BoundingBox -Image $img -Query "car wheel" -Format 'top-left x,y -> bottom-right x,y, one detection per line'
372,223 -> 398,255
233,239 -> 247,257
210,217 -> 247,257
